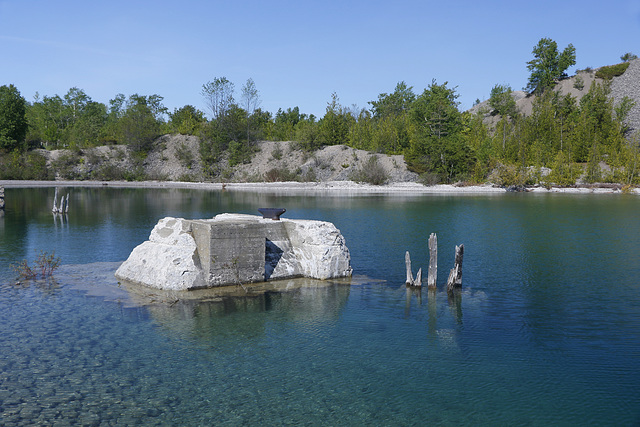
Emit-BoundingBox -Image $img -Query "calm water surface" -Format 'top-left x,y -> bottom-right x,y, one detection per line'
0,187 -> 639,425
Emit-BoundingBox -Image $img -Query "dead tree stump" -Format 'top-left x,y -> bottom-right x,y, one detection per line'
446,244 -> 464,293
414,268 -> 422,287
405,251 -> 413,285
405,251 -> 422,287
428,233 -> 437,289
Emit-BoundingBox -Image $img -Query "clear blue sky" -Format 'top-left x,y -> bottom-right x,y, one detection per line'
1,0 -> 638,119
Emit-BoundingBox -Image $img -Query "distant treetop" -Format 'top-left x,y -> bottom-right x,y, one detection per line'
525,38 -> 576,95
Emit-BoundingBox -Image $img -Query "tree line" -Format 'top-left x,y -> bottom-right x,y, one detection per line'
1,40 -> 638,184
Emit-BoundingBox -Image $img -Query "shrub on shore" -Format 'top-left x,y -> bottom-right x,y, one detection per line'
264,167 -> 300,182
0,151 -> 54,180
349,155 -> 389,185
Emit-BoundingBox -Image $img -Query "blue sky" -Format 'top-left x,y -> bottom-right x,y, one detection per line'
1,0 -> 639,119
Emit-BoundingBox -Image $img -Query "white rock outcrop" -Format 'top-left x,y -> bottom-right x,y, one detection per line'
114,217 -> 205,291
115,214 -> 352,290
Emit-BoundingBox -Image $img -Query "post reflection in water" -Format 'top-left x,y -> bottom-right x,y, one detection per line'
404,285 -> 465,341
0,187 -> 639,425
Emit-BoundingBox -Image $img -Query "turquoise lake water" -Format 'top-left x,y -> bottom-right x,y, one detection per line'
1,187 -> 639,425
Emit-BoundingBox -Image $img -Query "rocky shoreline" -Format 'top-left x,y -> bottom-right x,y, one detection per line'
1,179 -> 637,195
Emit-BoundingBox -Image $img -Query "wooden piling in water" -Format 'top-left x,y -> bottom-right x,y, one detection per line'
427,233 -> 437,289
414,268 -> 422,287
446,244 -> 464,294
404,251 -> 422,287
0,186 -> 4,210
405,251 -> 414,285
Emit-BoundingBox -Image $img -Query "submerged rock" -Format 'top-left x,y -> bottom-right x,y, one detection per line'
115,214 -> 352,290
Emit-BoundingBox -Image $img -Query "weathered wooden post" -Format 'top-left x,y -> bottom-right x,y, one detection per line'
405,251 -> 422,287
454,244 -> 463,286
446,244 -> 464,294
405,251 -> 414,285
414,268 -> 422,287
427,233 -> 437,289
0,186 -> 4,210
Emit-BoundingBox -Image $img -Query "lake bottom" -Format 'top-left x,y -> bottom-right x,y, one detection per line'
1,263 -> 638,426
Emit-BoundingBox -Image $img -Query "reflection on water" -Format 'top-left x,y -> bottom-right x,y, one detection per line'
1,187 -> 640,425
57,263 -> 352,345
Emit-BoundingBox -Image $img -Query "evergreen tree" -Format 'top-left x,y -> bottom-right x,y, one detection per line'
369,81 -> 415,119
406,80 -> 471,180
319,93 -> 353,146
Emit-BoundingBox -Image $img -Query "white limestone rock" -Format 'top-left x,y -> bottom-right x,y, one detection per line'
284,219 -> 352,280
115,214 -> 352,290
115,217 -> 205,291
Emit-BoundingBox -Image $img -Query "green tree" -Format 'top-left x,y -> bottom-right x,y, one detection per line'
109,93 -> 126,118
489,84 -> 517,117
489,84 -> 518,153
526,91 -> 559,166
120,94 -> 163,154
0,84 -> 28,151
26,88 -> 109,148
272,107 -> 302,141
33,94 -> 66,146
369,82 -> 414,154
104,93 -> 126,142
348,109 -> 373,151
201,77 -> 234,119
69,101 -> 108,147
319,92 -> 354,146
614,96 -> 636,135
621,52 -> 638,62
221,104 -> 247,145
526,38 -> 576,95
59,88 -> 111,148
199,103 -> 249,173
552,91 -> 578,155
25,93 -> 48,147
294,116 -> 320,151
463,111 -> 493,181
63,87 -> 90,125
241,78 -> 261,143
406,80 -> 471,180
146,94 -> 168,122
168,105 -> 206,135
248,108 -> 272,141
571,81 -> 624,163
369,81 -> 415,119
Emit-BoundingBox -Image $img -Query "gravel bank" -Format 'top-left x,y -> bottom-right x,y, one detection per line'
611,58 -> 640,135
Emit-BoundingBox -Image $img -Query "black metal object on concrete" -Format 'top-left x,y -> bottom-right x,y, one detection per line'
258,208 -> 286,220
